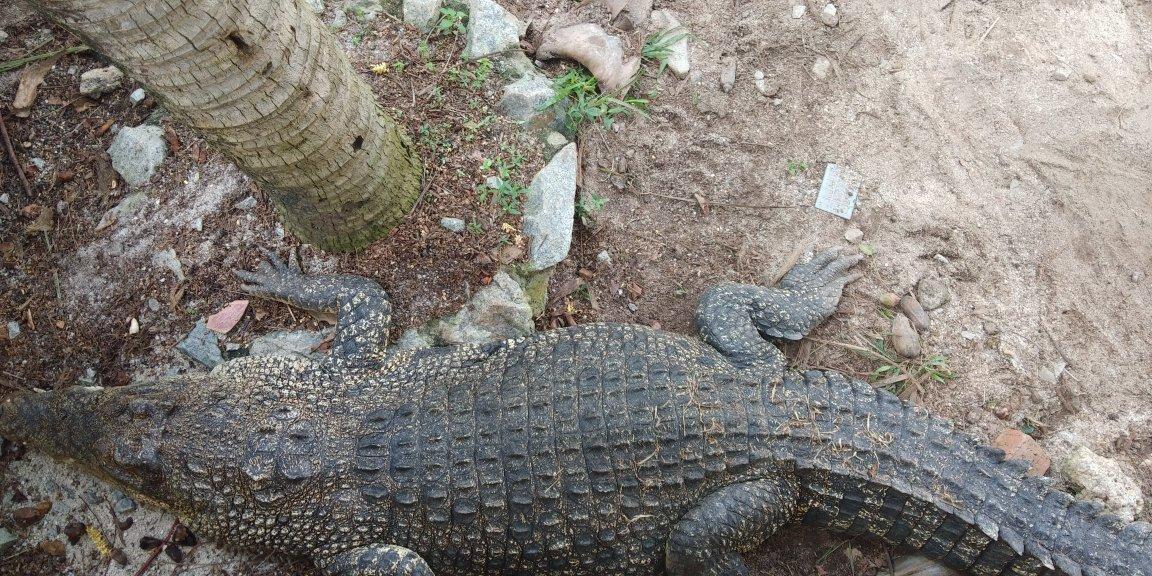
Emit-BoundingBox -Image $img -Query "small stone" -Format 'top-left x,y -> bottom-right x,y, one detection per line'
79,65 -> 124,98
1052,68 -> 1072,81
107,125 -> 168,187
596,250 -> 612,267
1037,359 -> 1067,384
192,217 -> 204,232
0,528 -> 16,555
812,56 -> 832,80
440,217 -> 466,233
147,297 -> 161,312
152,248 -> 185,283
250,329 -> 334,360
753,71 -> 779,97
522,143 -> 578,270
898,294 -> 930,331
484,175 -> 504,190
993,429 -> 1051,476
876,292 -> 900,308
176,319 -> 224,369
330,9 -> 348,28
791,4 -> 806,18
438,272 -> 534,344
128,317 -> 140,335
916,277 -> 950,310
403,0 -> 442,31
891,313 -> 921,358
933,253 -> 950,264
960,330 -> 981,341
983,320 -> 1000,335
844,227 -> 864,243
464,0 -> 526,60
233,195 -> 258,211
719,56 -> 736,93
31,157 -> 46,170
499,73 -> 556,121
819,3 -> 839,26
114,496 -> 137,515
1060,446 -> 1145,522
544,131 -> 568,158
129,88 -> 147,104
6,321 -> 19,340
0,193 -> 8,204
627,303 -> 638,313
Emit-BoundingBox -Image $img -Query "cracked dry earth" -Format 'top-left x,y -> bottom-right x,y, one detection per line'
3,0 -> 1152,575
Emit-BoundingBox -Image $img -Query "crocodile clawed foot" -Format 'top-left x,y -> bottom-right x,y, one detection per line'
778,247 -> 865,293
233,249 -> 305,304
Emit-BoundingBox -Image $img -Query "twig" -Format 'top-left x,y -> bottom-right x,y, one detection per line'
132,520 -> 180,576
977,15 -> 1001,44
628,189 -> 800,211
0,112 -> 33,198
0,44 -> 88,74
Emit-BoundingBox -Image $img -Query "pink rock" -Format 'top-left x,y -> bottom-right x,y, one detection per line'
206,300 -> 249,334
993,429 -> 1051,476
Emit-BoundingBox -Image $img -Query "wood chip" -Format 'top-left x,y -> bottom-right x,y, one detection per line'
12,57 -> 57,117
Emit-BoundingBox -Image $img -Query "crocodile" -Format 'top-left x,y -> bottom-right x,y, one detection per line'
2,248 -> 1149,576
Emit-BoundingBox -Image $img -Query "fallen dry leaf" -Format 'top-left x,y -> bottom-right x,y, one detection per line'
206,300 -> 249,334
164,125 -> 182,154
537,23 -> 640,92
12,57 -> 58,117
25,206 -> 54,235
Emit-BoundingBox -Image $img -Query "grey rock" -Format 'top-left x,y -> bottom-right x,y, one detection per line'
1060,445 -> 1145,522
791,4 -> 806,18
176,320 -> 224,369
107,125 -> 168,187
0,30 -> 8,44
249,329 -> 334,360
347,0 -> 387,20
485,175 -> 504,190
391,328 -> 434,352
233,195 -> 258,211
844,227 -> 864,243
1037,359 -> 1067,384
304,0 -> 325,12
152,248 -> 185,283
543,131 -> 568,158
753,70 -> 779,97
891,313 -> 921,358
31,157 -> 46,170
6,321 -> 19,340
147,297 -> 161,312
596,250 -> 612,267
129,87 -> 147,104
627,303 -> 638,313
438,272 -> 533,344
464,0 -> 525,60
114,496 -> 137,515
983,320 -> 1000,335
812,56 -> 832,80
522,142 -> 577,270
499,73 -> 555,121
650,10 -> 690,77
440,217 -> 466,233
0,193 -> 8,204
79,65 -> 124,98
819,3 -> 839,26
916,277 -> 950,310
331,9 -> 348,28
1053,67 -> 1072,81
403,0 -> 441,31
0,528 -> 16,556
719,56 -> 736,93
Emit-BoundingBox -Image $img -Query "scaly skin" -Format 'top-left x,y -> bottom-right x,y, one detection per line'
1,249 -> 1148,576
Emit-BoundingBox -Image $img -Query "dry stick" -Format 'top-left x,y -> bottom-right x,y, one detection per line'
977,14 -> 1001,44
628,189 -> 800,211
0,112 -> 33,198
132,520 -> 180,576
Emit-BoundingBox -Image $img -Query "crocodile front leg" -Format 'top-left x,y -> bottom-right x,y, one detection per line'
696,247 -> 862,375
666,476 -> 801,576
322,544 -> 434,576
234,251 -> 393,366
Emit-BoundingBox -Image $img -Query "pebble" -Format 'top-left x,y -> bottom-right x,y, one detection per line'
844,227 -> 864,243
812,56 -> 832,80
915,276 -> 950,310
147,297 -> 161,312
0,528 -> 16,555
485,175 -> 503,190
522,143 -> 578,270
440,217 -> 466,233
176,319 -> 224,369
650,10 -> 690,77
38,539 -> 66,557
438,272 -> 534,344
1037,359 -> 1067,384
31,157 -> 46,170
79,65 -> 124,98
898,293 -> 930,331
819,3 -> 839,26
129,88 -> 147,104
107,124 -> 168,187
114,496 -> 137,515
544,131 -> 568,158
6,321 -> 19,340
876,292 -> 900,308
596,250 -> 612,267
233,195 -> 258,211
719,56 -> 737,93
128,317 -> 140,335
627,303 -> 638,313
891,313 -> 921,358
992,429 -> 1050,476
1052,68 -> 1072,81
0,193 -> 8,204
1060,446 -> 1145,522
753,70 -> 779,97
791,4 -> 807,18
983,320 -> 1000,335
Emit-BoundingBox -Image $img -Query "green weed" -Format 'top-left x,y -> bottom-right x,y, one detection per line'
786,160 -> 808,177
544,69 -> 648,132
478,148 -> 527,214
642,28 -> 689,76
436,4 -> 468,36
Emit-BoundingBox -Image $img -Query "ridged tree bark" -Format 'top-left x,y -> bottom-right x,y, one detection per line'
27,0 -> 421,251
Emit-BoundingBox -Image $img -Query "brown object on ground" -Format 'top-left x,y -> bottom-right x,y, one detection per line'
603,0 -> 652,31
993,429 -> 1052,476
537,23 -> 641,92
11,57 -> 56,118
890,312 -> 921,358
12,500 -> 52,526
28,0 -> 420,251
899,293 -> 930,332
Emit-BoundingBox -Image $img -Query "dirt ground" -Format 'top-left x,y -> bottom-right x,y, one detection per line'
2,0 -> 1151,574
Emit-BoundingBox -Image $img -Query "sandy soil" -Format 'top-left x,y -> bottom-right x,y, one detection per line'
2,0 -> 1152,575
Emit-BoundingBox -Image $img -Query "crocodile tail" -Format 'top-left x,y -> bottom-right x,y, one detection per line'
769,370 -> 1151,576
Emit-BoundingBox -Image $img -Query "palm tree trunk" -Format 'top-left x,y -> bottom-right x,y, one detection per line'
28,0 -> 421,252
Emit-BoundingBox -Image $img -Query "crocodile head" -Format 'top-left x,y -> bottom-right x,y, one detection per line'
0,378 -> 209,510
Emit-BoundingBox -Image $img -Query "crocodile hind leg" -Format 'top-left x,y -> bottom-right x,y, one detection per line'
234,251 -> 392,366
666,476 -> 801,576
696,248 -> 862,375
321,544 -> 433,576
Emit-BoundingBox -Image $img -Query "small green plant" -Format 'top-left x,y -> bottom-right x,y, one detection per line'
544,69 -> 648,132
449,58 -> 493,91
810,336 -> 955,400
436,4 -> 468,36
576,191 -> 609,223
642,28 -> 689,76
466,219 -> 484,234
417,40 -> 432,61
786,160 -> 808,177
392,60 -> 407,74
478,153 -> 527,215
